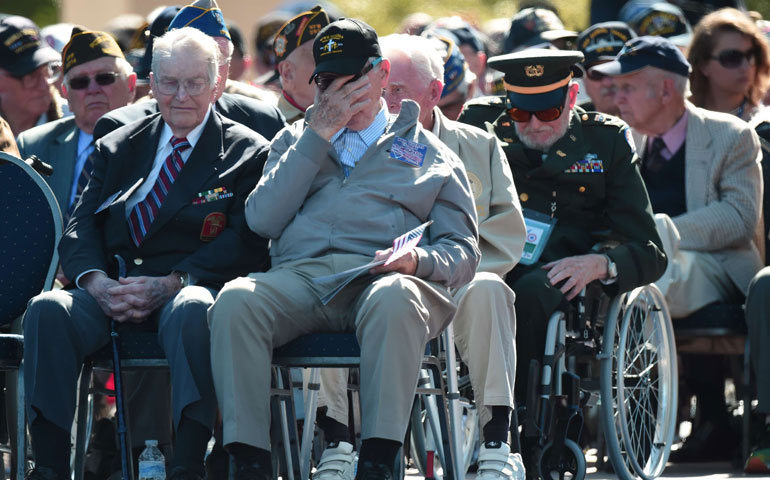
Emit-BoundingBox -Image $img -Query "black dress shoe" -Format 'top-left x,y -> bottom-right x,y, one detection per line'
354,460 -> 393,480
233,461 -> 271,480
168,466 -> 203,480
204,444 -> 229,480
26,467 -> 64,480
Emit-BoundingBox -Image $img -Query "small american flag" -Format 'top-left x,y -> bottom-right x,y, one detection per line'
385,220 -> 433,266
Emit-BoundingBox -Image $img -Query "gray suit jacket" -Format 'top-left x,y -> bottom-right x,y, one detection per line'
17,116 -> 80,211
641,102 -> 763,293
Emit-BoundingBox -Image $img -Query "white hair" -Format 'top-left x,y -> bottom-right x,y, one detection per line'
644,66 -> 690,99
152,27 -> 220,87
380,33 -> 444,86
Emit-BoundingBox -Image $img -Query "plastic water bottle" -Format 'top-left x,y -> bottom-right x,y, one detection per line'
138,440 -> 166,480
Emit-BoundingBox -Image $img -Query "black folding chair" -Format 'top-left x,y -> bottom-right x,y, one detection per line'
0,151 -> 62,480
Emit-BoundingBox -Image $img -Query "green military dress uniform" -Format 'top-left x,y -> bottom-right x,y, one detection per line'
460,103 -> 667,397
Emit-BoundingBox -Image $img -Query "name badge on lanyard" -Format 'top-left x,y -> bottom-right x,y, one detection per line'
520,208 -> 557,265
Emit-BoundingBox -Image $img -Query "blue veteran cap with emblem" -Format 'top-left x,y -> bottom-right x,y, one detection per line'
591,35 -> 691,78
310,18 -> 381,83
169,0 -> 230,41
620,1 -> 692,47
577,21 -> 636,67
487,48 -> 583,111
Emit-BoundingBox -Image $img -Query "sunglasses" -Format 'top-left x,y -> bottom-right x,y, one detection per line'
314,57 -> 383,91
586,68 -> 607,82
68,72 -> 119,90
710,48 -> 757,69
506,104 -> 565,123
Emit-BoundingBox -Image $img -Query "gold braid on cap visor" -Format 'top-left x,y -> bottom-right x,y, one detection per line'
503,72 -> 573,94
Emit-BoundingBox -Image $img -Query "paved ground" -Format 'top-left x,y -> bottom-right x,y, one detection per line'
404,461 -> 756,479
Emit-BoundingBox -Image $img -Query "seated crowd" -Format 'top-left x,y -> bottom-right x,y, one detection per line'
1,0 -> 770,479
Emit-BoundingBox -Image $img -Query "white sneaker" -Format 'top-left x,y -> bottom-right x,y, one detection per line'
476,442 -> 526,480
312,441 -> 358,480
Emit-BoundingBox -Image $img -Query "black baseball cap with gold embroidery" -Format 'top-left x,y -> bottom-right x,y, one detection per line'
488,49 -> 583,111
310,18 -> 381,83
274,6 -> 330,63
0,15 -> 60,77
61,26 -> 124,75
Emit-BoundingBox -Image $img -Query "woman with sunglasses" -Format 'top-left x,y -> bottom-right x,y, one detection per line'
688,8 -> 770,123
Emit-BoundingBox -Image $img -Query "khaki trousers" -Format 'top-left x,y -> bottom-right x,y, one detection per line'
313,272 -> 518,440
654,214 -> 739,318
208,254 -> 455,450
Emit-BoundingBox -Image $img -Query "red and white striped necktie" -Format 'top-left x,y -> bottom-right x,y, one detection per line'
128,136 -> 191,246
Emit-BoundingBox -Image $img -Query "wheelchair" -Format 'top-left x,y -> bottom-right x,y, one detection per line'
521,283 -> 677,480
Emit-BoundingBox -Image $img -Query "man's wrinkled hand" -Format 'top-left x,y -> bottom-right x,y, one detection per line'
369,248 -> 418,276
542,253 -> 609,300
81,271 -> 124,319
106,274 -> 180,323
307,75 -> 372,140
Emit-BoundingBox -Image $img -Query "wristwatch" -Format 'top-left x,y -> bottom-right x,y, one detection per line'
174,271 -> 190,288
603,254 -> 618,280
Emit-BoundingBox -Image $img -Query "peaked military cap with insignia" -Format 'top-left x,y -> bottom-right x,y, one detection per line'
169,0 -> 230,41
487,48 -> 583,112
61,26 -> 124,75
273,5 -> 330,63
310,18 -> 381,83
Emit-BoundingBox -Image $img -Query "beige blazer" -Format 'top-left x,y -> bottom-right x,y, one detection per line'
641,102 -> 763,294
434,107 -> 526,277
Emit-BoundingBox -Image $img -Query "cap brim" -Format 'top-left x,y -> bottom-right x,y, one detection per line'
309,56 -> 367,83
590,59 -> 644,77
541,29 -> 578,42
507,84 -> 568,111
5,46 -> 60,77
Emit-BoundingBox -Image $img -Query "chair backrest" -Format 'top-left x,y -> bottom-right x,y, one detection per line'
0,152 -> 62,326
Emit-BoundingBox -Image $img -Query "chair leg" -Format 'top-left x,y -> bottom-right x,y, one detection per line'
300,368 -> 320,480
275,369 -> 296,480
426,361 -> 456,480
441,326 -> 466,478
73,362 -> 93,480
743,339 -> 752,464
16,363 -> 25,480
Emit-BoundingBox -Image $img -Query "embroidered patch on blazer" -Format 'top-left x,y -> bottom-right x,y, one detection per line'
564,154 -> 604,173
192,187 -> 233,205
200,212 -> 226,241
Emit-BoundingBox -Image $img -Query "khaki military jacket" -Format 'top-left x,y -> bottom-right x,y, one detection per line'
433,107 -> 525,277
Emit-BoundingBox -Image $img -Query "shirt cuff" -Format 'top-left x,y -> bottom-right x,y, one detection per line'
75,269 -> 107,289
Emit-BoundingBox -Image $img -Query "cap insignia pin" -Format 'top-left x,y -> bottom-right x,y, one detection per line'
525,65 -> 544,77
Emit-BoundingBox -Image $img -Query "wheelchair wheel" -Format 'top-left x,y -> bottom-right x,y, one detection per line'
599,284 -> 677,480
537,439 -> 586,480
409,394 -> 479,479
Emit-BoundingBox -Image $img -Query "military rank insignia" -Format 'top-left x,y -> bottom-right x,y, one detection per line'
565,153 -> 604,173
192,187 -> 233,204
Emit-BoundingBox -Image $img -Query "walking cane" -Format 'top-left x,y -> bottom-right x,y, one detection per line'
112,254 -> 133,480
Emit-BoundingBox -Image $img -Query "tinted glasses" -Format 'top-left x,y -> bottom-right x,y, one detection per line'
1,62 -> 61,89
506,104 -> 565,123
710,48 -> 757,69
68,72 -> 119,90
314,57 -> 383,91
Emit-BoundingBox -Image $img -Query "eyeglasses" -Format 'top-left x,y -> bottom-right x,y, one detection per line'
0,62 -> 61,89
710,48 -> 757,69
67,72 -> 120,90
314,57 -> 383,91
506,104 -> 565,123
155,77 -> 210,96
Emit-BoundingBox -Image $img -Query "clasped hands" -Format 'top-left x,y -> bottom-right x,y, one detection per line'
81,271 -> 182,323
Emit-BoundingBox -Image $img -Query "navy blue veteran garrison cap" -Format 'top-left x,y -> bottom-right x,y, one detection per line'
488,49 -> 583,111
577,21 -> 636,67
0,16 -> 60,77
591,35 -> 691,78
169,0 -> 230,41
310,18 -> 381,83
